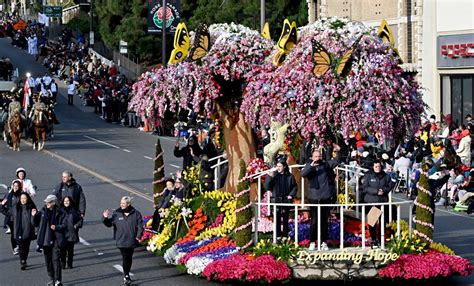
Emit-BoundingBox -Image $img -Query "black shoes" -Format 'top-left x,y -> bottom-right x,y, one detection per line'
20,260 -> 26,270
124,275 -> 132,285
371,239 -> 380,248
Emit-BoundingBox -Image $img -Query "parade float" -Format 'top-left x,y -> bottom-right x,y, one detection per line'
131,17 -> 473,282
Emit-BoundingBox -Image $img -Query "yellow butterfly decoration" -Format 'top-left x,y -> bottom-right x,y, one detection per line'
188,23 -> 211,62
168,22 -> 190,65
261,22 -> 271,40
377,19 -> 403,64
273,19 -> 297,66
312,40 -> 354,77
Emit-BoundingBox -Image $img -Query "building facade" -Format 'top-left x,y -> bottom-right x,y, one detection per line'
307,0 -> 474,125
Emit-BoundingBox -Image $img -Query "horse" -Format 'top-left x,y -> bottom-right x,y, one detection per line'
5,112 -> 21,151
32,110 -> 48,151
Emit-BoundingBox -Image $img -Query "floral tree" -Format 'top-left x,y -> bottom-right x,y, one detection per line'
243,18 -> 425,144
130,23 -> 273,193
130,18 -> 425,195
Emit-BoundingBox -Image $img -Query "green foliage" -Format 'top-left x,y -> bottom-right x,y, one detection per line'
67,11 -> 91,34
252,238 -> 300,264
416,170 -> 433,243
235,159 -> 252,247
94,0 -> 162,63
189,195 -> 204,211
202,196 -> 221,224
288,134 -> 302,163
430,242 -> 456,255
153,138 -> 166,205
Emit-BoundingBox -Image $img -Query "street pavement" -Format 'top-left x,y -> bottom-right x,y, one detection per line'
0,38 -> 473,285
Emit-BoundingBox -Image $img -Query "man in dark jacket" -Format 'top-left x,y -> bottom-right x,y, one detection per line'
265,160 -> 297,238
362,161 -> 395,245
301,149 -> 340,251
35,195 -> 65,286
103,196 -> 143,285
53,171 -> 86,218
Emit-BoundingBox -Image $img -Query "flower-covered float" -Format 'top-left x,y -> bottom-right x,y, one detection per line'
132,18 -> 473,282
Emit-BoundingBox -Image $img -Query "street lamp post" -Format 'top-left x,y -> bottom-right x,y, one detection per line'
162,0 -> 166,67
260,0 -> 265,32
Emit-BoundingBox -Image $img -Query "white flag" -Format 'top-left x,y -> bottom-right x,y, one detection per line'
38,13 -> 49,27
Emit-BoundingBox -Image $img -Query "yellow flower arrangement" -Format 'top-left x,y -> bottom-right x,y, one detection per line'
183,165 -> 202,196
430,242 -> 455,255
195,190 -> 237,240
386,229 -> 427,255
147,224 -> 172,252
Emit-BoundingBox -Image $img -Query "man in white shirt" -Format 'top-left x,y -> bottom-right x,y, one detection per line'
43,74 -> 52,88
393,150 -> 411,181
67,80 -> 76,105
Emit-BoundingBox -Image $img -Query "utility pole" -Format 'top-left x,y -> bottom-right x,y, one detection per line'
89,0 -> 94,48
260,0 -> 265,32
162,0 -> 167,66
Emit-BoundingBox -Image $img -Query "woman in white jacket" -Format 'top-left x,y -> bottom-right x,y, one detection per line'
456,129 -> 471,167
15,168 -> 36,198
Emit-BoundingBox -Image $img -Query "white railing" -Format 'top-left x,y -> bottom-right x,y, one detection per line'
210,155 -> 228,190
254,200 -> 413,250
247,163 -> 413,249
62,4 -> 80,24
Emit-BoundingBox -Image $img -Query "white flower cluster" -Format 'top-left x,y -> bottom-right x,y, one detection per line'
209,22 -> 261,45
158,208 -> 170,218
164,245 -> 187,265
180,207 -> 192,217
186,256 -> 214,275
170,195 -> 183,206
163,245 -> 178,264
300,16 -> 371,40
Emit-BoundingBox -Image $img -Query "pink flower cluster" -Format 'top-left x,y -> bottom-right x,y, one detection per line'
209,214 -> 224,229
243,18 -> 425,144
202,254 -> 292,283
378,250 -> 474,279
204,26 -> 273,82
129,23 -> 272,124
129,63 -> 221,123
245,158 -> 270,182
140,229 -> 155,242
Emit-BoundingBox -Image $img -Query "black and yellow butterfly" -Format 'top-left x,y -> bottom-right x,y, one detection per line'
188,24 -> 211,62
312,40 -> 354,77
261,22 -> 271,40
377,19 -> 403,64
168,23 -> 190,65
273,19 -> 297,66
